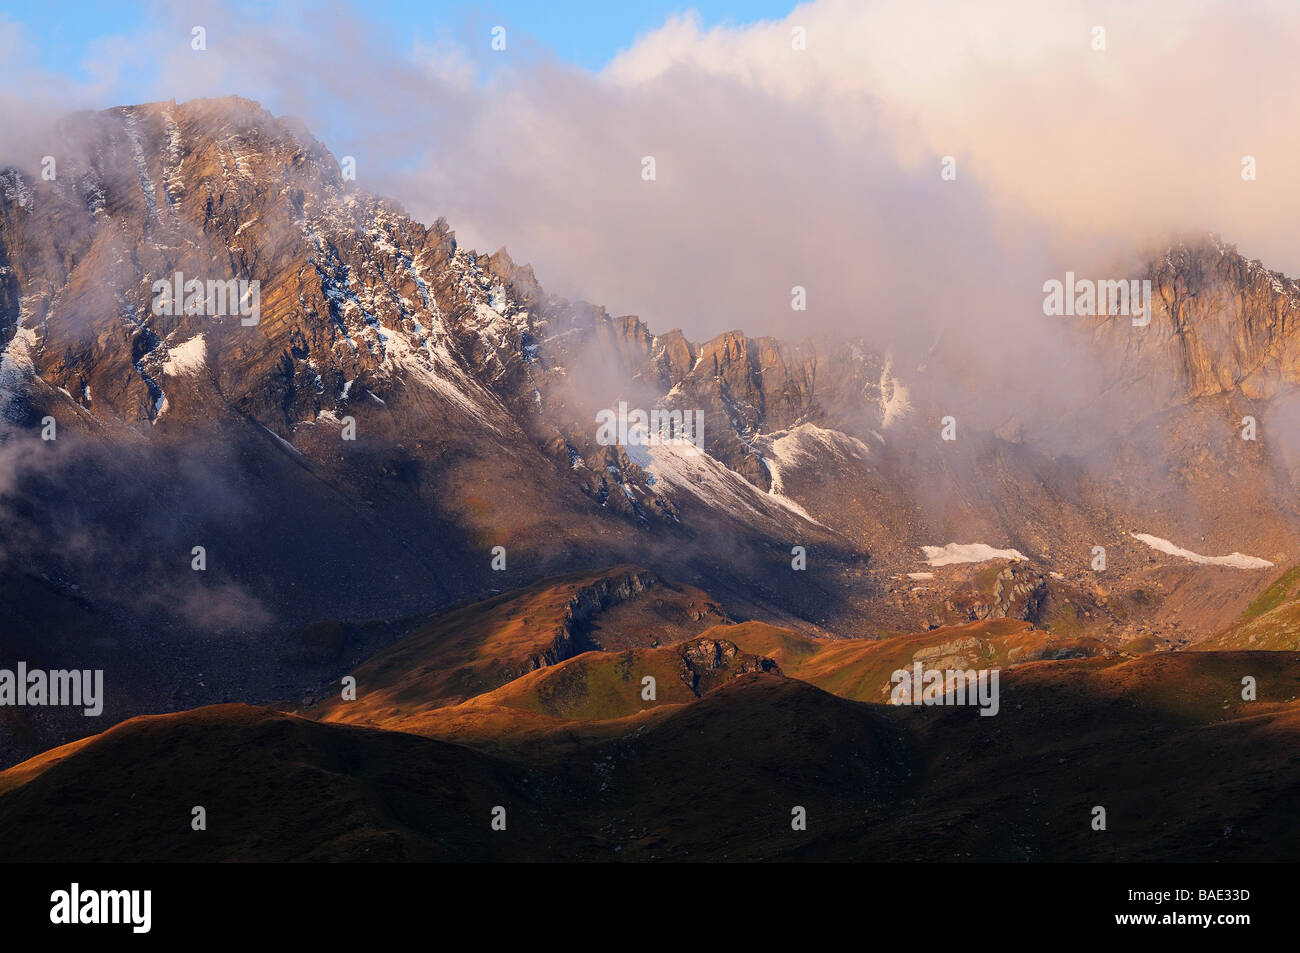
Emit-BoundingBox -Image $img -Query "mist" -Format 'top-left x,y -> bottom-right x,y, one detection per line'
2,0 -> 1298,462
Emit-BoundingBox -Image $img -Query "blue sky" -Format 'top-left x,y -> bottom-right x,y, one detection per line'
5,0 -> 795,93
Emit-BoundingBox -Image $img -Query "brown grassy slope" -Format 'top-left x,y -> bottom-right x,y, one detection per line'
590,652 -> 1300,861
718,617 -> 1109,702
3,652 -> 1295,861
309,565 -> 725,728
846,650 -> 1300,862
378,637 -> 777,755
292,601 -> 1110,770
0,704 -> 551,862
1198,565 -> 1300,650
309,595 -> 1111,747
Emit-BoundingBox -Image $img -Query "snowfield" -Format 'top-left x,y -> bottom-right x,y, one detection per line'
1131,533 -> 1273,570
879,357 -> 911,427
757,422 -> 871,507
632,437 -> 824,527
162,334 -> 207,376
922,542 -> 1027,566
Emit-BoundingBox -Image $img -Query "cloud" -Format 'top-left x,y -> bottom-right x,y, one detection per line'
604,1 -> 1300,266
3,0 -> 1298,425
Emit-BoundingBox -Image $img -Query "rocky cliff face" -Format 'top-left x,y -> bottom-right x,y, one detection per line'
675,637 -> 781,693
0,97 -> 931,536
1087,238 -> 1300,408
2,97 -> 1300,716
0,98 -> 542,437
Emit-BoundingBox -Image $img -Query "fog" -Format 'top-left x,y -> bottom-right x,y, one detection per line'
2,0 -> 1298,451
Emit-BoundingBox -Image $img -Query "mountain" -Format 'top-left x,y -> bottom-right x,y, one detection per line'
0,97 -> 860,759
2,97 -> 1300,863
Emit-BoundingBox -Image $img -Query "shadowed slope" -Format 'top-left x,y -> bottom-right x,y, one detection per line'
0,704 -> 541,862
1,651 -> 1297,861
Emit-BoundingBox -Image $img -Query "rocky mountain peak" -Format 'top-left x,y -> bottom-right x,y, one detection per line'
1087,235 -> 1300,406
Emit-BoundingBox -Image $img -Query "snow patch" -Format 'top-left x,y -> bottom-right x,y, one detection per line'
162,334 -> 206,376
261,424 -> 302,457
879,357 -> 911,427
923,543 -> 1027,566
371,323 -> 499,429
759,422 -> 870,509
123,109 -> 160,221
0,324 -> 38,395
1131,533 -> 1273,570
640,439 -> 823,527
